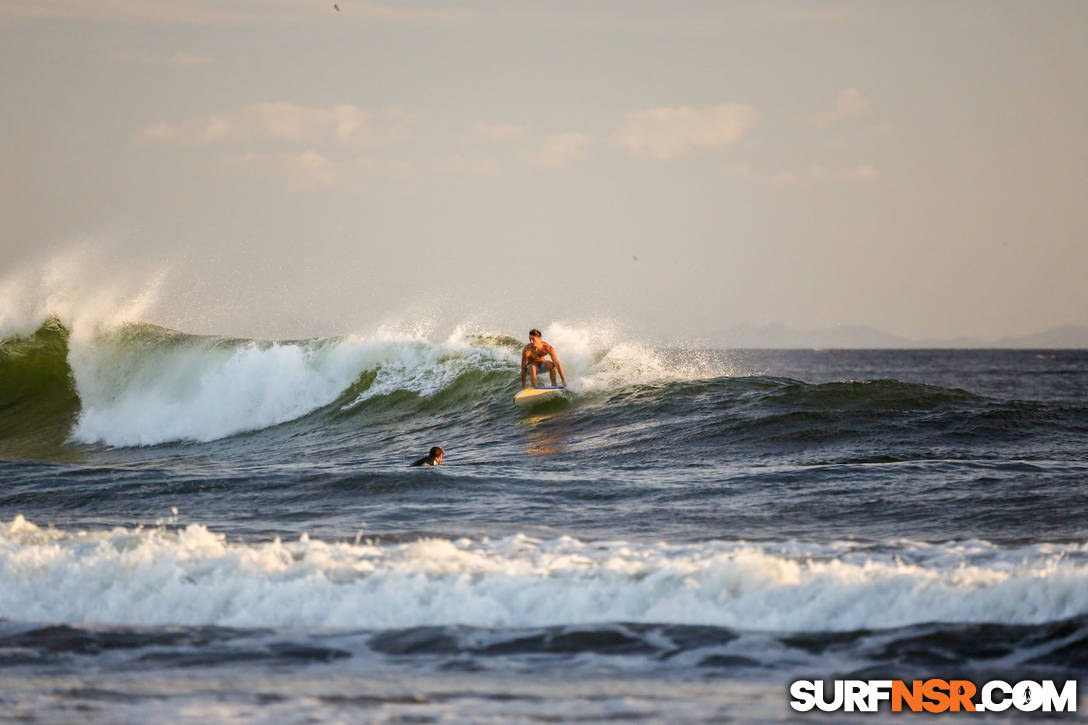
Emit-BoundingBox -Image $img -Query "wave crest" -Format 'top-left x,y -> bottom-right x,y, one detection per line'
2,320 -> 716,449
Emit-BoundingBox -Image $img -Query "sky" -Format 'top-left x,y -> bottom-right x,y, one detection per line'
1,0 -> 1086,343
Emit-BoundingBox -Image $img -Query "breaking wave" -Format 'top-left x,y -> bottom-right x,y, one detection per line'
3,319 -> 1085,461
1,319 -> 718,450
2,516 -> 1086,631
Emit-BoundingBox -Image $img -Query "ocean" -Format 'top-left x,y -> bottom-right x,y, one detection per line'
1,318 -> 1086,723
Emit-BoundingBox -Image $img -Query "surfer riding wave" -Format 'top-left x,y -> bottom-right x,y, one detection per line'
521,329 -> 566,388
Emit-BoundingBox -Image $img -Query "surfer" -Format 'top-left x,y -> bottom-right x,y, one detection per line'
521,329 -> 567,388
410,446 -> 444,466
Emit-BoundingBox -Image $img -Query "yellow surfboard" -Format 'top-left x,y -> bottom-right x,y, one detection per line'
513,386 -> 566,407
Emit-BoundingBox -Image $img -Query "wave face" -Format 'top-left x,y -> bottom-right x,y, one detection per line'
0,319 -> 80,456
3,320 -> 1086,457
1,320 -> 722,450
65,327 -> 516,447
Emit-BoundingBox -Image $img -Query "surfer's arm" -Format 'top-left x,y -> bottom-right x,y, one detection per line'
520,348 -> 529,387
549,347 -> 566,385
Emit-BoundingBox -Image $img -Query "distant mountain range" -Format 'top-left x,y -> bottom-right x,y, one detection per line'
715,323 -> 1088,349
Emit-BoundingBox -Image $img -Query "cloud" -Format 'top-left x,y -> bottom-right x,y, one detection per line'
769,163 -> 880,188
227,150 -> 415,190
525,132 -> 590,170
614,103 -> 760,159
355,155 -> 413,175
229,151 -> 339,191
139,103 -> 398,148
815,87 -> 870,127
473,122 -> 528,142
439,155 -> 502,176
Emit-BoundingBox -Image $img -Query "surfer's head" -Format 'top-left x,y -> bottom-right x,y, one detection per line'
429,446 -> 444,464
529,329 -> 542,341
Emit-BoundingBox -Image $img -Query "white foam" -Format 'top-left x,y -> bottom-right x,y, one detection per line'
67,327 -> 522,446
2,516 -> 1085,631
525,322 -> 723,393
65,320 -> 723,447
69,335 -> 372,446
340,332 -> 515,408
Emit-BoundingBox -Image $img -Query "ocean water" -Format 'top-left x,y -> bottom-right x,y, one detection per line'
1,319 -> 1086,723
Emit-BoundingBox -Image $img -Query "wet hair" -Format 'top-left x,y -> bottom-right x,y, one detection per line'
529,329 -> 542,338
429,446 -> 443,458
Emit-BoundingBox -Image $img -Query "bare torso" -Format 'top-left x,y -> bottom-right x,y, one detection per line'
523,342 -> 553,364
521,338 -> 564,387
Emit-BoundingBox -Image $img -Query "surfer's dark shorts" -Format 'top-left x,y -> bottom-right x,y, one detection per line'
525,363 -> 547,373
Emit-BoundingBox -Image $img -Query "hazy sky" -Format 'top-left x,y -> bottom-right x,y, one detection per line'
2,0 -> 1086,341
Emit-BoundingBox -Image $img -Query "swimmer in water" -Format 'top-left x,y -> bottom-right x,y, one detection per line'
410,446 -> 444,467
